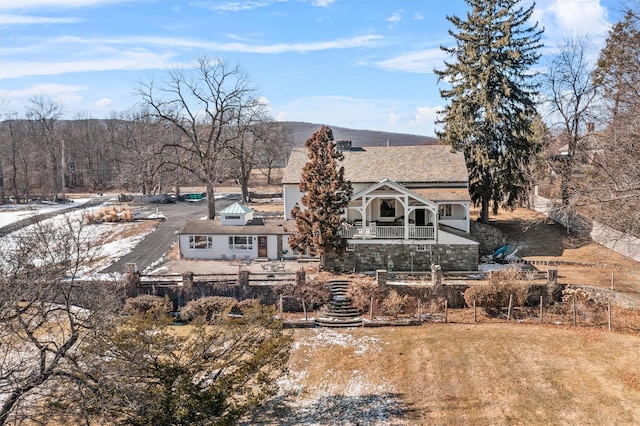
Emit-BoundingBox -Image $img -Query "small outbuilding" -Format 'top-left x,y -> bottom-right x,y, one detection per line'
178,203 -> 295,261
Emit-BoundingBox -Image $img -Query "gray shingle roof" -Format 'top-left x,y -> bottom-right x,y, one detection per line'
178,219 -> 296,235
282,145 -> 468,184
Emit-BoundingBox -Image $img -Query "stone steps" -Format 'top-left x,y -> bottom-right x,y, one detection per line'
315,279 -> 362,328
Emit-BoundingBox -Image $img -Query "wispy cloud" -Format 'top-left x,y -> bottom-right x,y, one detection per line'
0,14 -> 82,25
386,11 -> 402,24
1,33 -> 383,79
374,48 -> 448,74
0,51 -> 174,79
0,0 -> 133,11
312,0 -> 335,7
4,83 -> 86,98
94,97 -> 113,107
413,12 -> 423,21
19,33 -> 384,54
190,1 -> 273,12
533,0 -> 610,49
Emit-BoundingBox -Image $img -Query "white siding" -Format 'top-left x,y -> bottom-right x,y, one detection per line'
283,184 -> 303,220
180,234 -> 292,260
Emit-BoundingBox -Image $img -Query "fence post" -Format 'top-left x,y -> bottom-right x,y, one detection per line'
611,271 -> 614,291
473,300 -> 477,323
444,299 -> 448,323
507,294 -> 513,322
573,296 -> 577,326
539,295 -> 543,323
418,300 -> 421,322
302,299 -> 307,321
279,294 -> 283,318
608,299 -> 612,332
369,296 -> 374,321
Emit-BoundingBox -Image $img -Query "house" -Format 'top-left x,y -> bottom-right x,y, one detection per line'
178,202 -> 294,261
282,142 -> 479,271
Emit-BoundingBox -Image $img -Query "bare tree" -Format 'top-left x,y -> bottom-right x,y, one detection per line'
255,121 -> 293,185
138,57 -> 264,218
60,113 -> 114,191
574,107 -> 640,237
0,214 -> 124,425
25,96 -> 65,200
225,106 -> 272,202
106,110 -> 176,194
0,97 -> 8,204
543,37 -> 599,205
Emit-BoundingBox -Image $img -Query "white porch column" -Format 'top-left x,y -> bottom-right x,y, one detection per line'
403,195 -> 409,240
362,195 -> 369,240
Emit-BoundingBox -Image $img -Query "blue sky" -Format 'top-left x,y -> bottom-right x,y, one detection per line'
0,0 -> 624,136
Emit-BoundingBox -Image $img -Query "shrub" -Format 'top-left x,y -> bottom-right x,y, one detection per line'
464,267 -> 533,314
562,287 -> 604,309
84,205 -> 133,223
179,296 -> 238,323
346,277 -> 386,314
233,298 -> 259,314
381,289 -> 410,318
292,280 -> 331,310
124,295 -> 172,317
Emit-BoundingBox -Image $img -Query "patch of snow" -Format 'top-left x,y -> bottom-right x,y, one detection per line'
0,199 -> 92,228
1,208 -> 157,280
247,329 -> 408,425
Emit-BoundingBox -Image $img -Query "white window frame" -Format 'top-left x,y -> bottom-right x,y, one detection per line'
415,244 -> 427,252
346,242 -> 356,252
439,204 -> 453,218
189,235 -> 213,250
228,236 -> 254,250
380,199 -> 396,218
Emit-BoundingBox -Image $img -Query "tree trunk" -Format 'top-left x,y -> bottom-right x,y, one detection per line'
241,180 -> 249,203
206,182 -> 216,219
480,197 -> 490,224
0,161 -> 5,204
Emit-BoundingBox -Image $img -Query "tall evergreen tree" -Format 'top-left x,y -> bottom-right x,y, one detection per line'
289,126 -> 352,268
435,0 -> 543,223
593,10 -> 640,118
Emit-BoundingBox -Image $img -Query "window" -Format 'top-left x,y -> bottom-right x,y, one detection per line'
346,242 -> 356,252
224,215 -> 241,220
415,244 -> 427,252
380,199 -> 395,217
189,235 -> 212,250
439,204 -> 453,218
228,236 -> 253,250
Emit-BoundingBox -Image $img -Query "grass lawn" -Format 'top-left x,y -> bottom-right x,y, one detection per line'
259,324 -> 640,425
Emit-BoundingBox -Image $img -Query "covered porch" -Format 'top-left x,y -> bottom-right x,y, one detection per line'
339,179 -> 439,241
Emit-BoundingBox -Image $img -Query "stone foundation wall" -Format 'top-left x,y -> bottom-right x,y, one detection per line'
325,243 -> 478,272
470,221 -> 506,255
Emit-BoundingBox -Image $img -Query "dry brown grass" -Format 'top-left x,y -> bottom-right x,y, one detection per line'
92,220 -> 158,246
487,207 -> 640,294
284,325 -> 640,425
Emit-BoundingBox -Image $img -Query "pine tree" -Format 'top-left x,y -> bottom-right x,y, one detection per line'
435,0 -> 543,223
593,11 -> 640,118
289,126 -> 352,267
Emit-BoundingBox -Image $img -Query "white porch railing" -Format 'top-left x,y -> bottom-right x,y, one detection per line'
339,225 -> 435,240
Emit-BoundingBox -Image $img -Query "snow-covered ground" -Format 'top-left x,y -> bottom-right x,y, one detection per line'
243,329 -> 410,426
0,200 -> 157,279
0,198 -> 93,228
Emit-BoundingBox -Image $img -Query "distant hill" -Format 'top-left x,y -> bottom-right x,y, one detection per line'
281,121 -> 439,148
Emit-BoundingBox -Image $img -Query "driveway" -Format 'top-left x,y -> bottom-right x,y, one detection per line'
102,195 -> 240,274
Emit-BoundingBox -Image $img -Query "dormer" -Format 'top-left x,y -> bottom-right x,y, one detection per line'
219,202 -> 254,226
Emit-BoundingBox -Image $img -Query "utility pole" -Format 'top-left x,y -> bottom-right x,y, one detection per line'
61,137 -> 66,202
